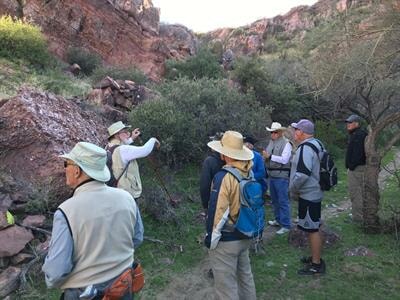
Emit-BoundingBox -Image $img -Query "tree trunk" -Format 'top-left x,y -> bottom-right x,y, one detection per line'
363,134 -> 381,233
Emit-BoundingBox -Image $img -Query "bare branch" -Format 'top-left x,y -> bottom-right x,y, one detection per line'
380,131 -> 400,157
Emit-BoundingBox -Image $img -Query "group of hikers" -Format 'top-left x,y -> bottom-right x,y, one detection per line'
41,114 -> 367,299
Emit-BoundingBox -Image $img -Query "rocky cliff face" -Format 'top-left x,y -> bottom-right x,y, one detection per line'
0,88 -> 108,207
0,0 -> 197,80
201,0 -> 376,56
0,0 -> 378,78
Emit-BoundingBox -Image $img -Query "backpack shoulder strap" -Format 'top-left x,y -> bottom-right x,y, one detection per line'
223,166 -> 254,181
301,141 -> 319,156
106,144 -> 119,153
223,166 -> 243,181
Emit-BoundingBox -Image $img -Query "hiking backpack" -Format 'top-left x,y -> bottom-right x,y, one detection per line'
105,144 -> 131,187
301,140 -> 338,191
223,166 -> 265,238
105,144 -> 119,187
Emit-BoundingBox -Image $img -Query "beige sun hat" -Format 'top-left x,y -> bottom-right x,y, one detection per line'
207,131 -> 254,161
107,121 -> 132,139
266,122 -> 286,132
60,142 -> 111,182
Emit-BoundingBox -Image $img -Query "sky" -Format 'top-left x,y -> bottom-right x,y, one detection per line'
152,0 -> 319,33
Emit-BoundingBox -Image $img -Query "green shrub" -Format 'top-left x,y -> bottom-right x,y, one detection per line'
0,15 -> 50,66
129,77 -> 271,166
65,47 -> 101,75
91,65 -> 148,84
232,56 -> 311,124
314,120 -> 347,157
164,48 -> 224,80
34,68 -> 92,97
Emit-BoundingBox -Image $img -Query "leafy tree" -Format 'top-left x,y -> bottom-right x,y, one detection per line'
231,56 -> 312,124
309,5 -> 400,232
129,77 -> 271,166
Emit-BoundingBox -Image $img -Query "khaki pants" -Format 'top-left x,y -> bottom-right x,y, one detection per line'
209,240 -> 256,300
348,165 -> 366,223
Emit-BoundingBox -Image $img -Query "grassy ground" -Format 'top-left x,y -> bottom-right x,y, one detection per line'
13,154 -> 400,299
0,58 -> 91,99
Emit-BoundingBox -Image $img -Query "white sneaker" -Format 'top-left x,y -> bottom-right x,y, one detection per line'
268,220 -> 279,226
276,227 -> 290,235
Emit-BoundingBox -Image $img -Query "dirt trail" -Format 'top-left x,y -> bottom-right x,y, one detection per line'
148,150 -> 399,299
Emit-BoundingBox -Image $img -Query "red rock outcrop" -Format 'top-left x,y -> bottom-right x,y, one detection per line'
0,0 -> 197,80
201,0 -> 376,56
0,88 -> 108,205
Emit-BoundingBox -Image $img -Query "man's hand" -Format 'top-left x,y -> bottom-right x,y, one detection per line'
131,128 -> 141,140
154,138 -> 161,150
262,150 -> 271,159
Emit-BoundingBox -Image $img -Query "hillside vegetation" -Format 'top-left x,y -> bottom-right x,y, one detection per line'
1,2 -> 400,298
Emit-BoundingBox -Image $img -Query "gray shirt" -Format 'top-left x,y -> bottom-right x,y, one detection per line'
42,208 -> 144,288
289,137 -> 323,202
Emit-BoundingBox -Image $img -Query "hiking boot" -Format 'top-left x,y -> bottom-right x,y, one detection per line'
300,256 -> 312,264
298,259 -> 326,275
276,227 -> 290,235
268,220 -> 280,226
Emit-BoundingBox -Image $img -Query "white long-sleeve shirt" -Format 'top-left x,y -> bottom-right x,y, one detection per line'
271,142 -> 292,164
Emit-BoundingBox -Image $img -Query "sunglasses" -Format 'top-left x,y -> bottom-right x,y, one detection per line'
63,161 -> 77,168
271,131 -> 279,134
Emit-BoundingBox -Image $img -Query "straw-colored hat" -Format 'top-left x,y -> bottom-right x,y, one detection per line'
60,142 -> 111,182
266,122 -> 286,132
107,121 -> 131,139
207,131 -> 254,161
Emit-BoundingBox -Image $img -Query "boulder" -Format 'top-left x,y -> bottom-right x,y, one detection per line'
344,246 -> 375,257
0,266 -> 21,298
0,88 -> 108,205
21,215 -> 46,228
0,226 -> 34,257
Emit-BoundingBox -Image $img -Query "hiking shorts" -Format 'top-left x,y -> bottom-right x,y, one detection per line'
297,198 -> 321,232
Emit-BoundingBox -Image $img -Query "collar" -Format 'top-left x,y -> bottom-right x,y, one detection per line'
72,179 -> 104,196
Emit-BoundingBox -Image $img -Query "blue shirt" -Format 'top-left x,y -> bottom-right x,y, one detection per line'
252,150 -> 267,193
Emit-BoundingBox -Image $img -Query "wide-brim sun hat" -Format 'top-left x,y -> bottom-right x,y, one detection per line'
207,131 -> 254,161
266,122 -> 286,132
60,142 -> 111,182
107,121 -> 131,139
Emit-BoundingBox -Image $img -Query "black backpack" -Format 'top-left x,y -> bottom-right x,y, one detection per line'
301,140 -> 338,191
105,145 -> 131,187
105,144 -> 119,187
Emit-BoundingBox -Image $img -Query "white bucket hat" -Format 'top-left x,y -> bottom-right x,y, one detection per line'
107,121 -> 131,139
266,122 -> 286,132
207,131 -> 254,161
60,142 -> 111,182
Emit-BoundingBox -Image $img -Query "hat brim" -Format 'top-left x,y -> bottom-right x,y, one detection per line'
207,141 -> 254,161
108,125 -> 132,139
266,126 -> 286,132
60,154 -> 111,182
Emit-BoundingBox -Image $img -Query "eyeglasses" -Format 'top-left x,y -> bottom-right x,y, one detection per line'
271,131 -> 279,134
63,161 -> 77,168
